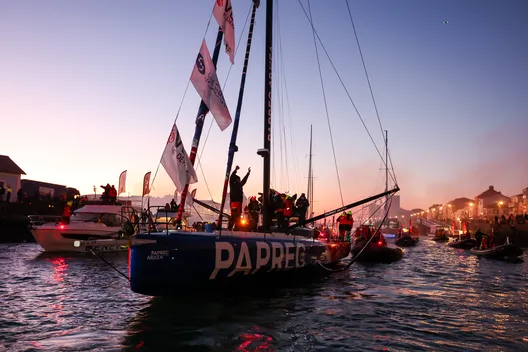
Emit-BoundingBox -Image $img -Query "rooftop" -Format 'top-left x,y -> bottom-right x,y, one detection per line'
0,155 -> 26,175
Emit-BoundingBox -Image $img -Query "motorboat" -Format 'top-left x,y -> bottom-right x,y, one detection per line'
29,200 -> 137,252
470,241 -> 524,261
448,237 -> 476,249
351,234 -> 404,263
431,228 -> 449,242
395,235 -> 419,247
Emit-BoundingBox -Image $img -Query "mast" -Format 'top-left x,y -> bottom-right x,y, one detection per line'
175,28 -> 224,223
217,3 -> 259,230
307,125 -> 313,221
384,130 -> 388,221
258,0 -> 273,230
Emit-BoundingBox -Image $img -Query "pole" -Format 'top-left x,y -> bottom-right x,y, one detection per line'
307,125 -> 313,223
176,28 -> 224,224
259,0 -> 273,231
217,3 -> 259,230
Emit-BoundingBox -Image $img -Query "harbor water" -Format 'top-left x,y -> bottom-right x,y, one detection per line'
1,240 -> 527,351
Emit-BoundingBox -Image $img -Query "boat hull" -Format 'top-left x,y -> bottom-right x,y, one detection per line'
395,236 -> 418,247
469,243 -> 524,260
351,243 -> 404,263
448,238 -> 476,249
30,224 -> 125,252
431,235 -> 449,242
129,231 -> 351,296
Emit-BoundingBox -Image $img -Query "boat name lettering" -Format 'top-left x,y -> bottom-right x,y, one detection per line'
209,241 -> 305,280
147,250 -> 169,260
85,245 -> 120,252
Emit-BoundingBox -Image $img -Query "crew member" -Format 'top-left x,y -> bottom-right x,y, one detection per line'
228,165 -> 250,230
337,211 -> 354,241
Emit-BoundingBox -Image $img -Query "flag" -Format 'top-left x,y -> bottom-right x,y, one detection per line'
118,170 -> 127,195
190,40 -> 232,131
160,124 -> 198,192
188,188 -> 197,207
142,171 -> 151,197
213,0 -> 235,64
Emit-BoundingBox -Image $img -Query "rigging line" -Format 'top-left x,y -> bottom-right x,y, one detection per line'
296,0 -> 396,186
149,80 -> 191,198
345,0 -> 401,187
277,1 -> 301,194
195,155 -> 214,201
306,0 -> 344,207
317,195 -> 393,273
344,1 -> 385,142
387,147 -> 399,186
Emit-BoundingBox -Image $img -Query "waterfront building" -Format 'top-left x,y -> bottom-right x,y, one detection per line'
0,155 -> 26,202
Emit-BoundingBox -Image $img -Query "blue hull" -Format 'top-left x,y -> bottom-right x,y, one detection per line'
129,230 -> 351,296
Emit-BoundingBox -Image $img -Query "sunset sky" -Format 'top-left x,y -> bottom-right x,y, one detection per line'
1,0 -> 527,214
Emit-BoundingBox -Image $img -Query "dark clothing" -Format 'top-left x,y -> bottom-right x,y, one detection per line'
229,170 -> 250,202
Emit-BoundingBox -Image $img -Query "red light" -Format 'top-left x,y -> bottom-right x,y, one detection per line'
60,225 -> 65,229
378,241 -> 383,246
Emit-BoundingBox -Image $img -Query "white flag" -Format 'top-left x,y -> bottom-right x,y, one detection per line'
118,170 -> 127,195
160,124 -> 198,192
190,40 -> 232,131
213,0 -> 235,64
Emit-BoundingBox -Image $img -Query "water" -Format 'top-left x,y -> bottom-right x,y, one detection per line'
1,240 -> 527,352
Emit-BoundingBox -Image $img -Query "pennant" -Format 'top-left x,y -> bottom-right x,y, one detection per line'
188,188 -> 197,207
118,170 -> 127,195
190,40 -> 232,131
213,0 -> 235,64
160,124 -> 198,192
142,171 -> 151,197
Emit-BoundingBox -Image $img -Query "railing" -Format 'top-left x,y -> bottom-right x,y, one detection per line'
27,215 -> 62,228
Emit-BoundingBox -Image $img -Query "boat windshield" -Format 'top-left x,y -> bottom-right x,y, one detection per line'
70,212 -> 125,226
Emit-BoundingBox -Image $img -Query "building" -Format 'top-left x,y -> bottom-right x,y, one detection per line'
474,185 -> 511,217
0,155 -> 26,202
21,179 -> 79,201
444,197 -> 474,219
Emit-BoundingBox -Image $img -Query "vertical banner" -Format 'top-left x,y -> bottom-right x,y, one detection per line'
118,170 -> 127,195
142,171 -> 151,197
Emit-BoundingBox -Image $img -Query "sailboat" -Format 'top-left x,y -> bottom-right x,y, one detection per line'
126,0 -> 398,296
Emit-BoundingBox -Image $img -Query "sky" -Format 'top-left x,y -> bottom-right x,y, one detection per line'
1,0 -> 527,214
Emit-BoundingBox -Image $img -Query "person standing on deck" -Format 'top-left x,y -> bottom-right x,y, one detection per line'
228,166 -> 251,230
337,211 -> 354,241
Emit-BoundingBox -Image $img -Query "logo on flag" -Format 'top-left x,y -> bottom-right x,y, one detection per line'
196,53 -> 206,74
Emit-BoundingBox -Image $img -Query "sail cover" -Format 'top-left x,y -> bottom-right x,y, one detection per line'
190,40 -> 232,131
161,124 -> 198,191
213,0 -> 235,64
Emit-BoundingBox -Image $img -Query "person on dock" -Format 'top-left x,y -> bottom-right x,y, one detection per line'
228,165 -> 251,230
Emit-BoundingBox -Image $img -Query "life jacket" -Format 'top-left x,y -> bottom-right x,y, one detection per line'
62,205 -> 71,217
338,212 -> 353,226
284,197 -> 293,217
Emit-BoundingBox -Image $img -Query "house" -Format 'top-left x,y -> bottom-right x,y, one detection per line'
510,194 -> 524,215
474,185 -> 511,217
444,197 -> 474,219
0,155 -> 26,202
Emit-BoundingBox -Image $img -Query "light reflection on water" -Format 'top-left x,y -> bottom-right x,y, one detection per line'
0,241 -> 527,351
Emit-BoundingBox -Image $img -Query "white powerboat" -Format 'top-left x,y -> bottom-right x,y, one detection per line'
29,201 -> 138,253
